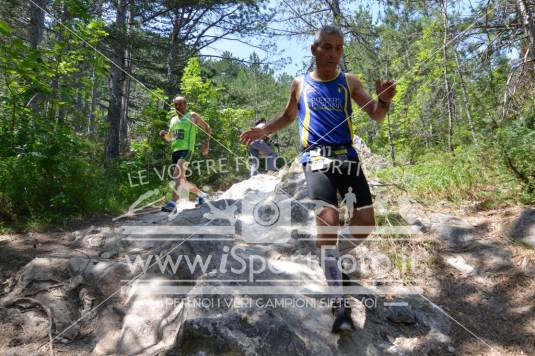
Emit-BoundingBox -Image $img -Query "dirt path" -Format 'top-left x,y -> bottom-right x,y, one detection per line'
372,184 -> 535,355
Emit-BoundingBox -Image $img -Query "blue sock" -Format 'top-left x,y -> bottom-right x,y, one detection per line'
321,246 -> 343,300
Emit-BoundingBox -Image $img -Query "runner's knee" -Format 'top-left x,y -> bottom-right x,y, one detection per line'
350,206 -> 375,237
315,206 -> 339,248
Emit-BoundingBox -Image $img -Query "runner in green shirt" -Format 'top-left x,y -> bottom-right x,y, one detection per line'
160,96 -> 211,212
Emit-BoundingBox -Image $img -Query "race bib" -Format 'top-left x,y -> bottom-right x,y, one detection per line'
309,147 -> 350,171
310,148 -> 332,171
310,157 -> 333,171
173,129 -> 185,140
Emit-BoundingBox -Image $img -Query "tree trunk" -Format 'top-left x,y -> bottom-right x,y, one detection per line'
518,0 -> 535,70
329,0 -> 347,72
441,0 -> 455,152
73,66 -> 84,132
453,47 -> 478,145
420,114 -> 429,147
385,51 -> 395,164
29,0 -> 48,49
49,2 -> 69,126
386,112 -> 395,162
89,69 -> 98,136
166,8 -> 180,102
57,87 -> 67,127
120,1 -> 134,153
28,0 -> 47,117
87,0 -> 103,137
106,0 -> 128,160
119,74 -> 131,153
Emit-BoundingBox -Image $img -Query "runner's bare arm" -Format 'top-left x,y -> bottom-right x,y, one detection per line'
192,112 -> 211,155
346,74 -> 396,123
192,112 -> 211,143
240,78 -> 301,146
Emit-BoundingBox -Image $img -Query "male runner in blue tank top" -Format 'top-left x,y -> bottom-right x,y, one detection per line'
240,25 -> 396,333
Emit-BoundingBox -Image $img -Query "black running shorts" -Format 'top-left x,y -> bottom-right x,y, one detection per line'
172,150 -> 193,164
303,157 -> 373,209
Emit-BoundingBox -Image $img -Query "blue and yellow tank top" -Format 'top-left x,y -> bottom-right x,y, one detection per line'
297,71 -> 356,163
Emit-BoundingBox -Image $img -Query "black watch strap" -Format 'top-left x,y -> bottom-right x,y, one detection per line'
378,97 -> 390,105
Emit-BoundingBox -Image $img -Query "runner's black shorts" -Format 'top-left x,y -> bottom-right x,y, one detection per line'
303,157 -> 373,209
172,150 -> 193,165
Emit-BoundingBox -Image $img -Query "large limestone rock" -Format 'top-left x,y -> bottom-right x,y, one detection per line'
1,167 -> 452,355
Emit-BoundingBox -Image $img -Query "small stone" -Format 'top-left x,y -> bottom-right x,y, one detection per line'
100,250 -> 118,259
8,338 -> 23,347
68,274 -> 84,290
69,256 -> 92,275
385,304 -> 417,325
445,254 -> 475,275
447,345 -> 455,353
99,226 -> 113,235
83,233 -> 105,248
71,230 -> 83,241
511,305 -> 533,314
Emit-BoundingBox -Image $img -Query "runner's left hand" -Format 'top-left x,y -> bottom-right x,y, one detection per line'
375,79 -> 397,103
240,127 -> 265,146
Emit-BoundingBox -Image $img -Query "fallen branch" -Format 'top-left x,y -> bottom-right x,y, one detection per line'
23,283 -> 64,298
369,182 -> 408,192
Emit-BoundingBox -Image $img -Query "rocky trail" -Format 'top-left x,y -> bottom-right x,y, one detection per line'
0,149 -> 534,356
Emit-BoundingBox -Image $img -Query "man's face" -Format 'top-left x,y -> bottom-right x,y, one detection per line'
311,34 -> 344,71
174,100 -> 187,115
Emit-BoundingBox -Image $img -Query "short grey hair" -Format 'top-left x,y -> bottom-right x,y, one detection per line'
172,96 -> 186,104
312,25 -> 344,48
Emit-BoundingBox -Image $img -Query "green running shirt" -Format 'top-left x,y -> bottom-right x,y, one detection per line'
169,112 -> 197,152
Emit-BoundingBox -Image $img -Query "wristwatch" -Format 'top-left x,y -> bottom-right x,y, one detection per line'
378,97 -> 391,105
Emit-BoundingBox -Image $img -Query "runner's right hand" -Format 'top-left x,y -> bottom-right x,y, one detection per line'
200,142 -> 209,156
160,130 -> 172,142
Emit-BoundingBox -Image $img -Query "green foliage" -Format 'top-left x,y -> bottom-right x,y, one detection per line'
203,54 -> 297,164
133,88 -> 170,163
375,147 -> 489,203
345,5 -> 535,206
178,58 -> 252,189
375,142 -> 533,207
0,126 -> 100,222
181,57 -> 220,110
0,20 -> 11,35
0,16 -> 117,228
495,105 -> 535,195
